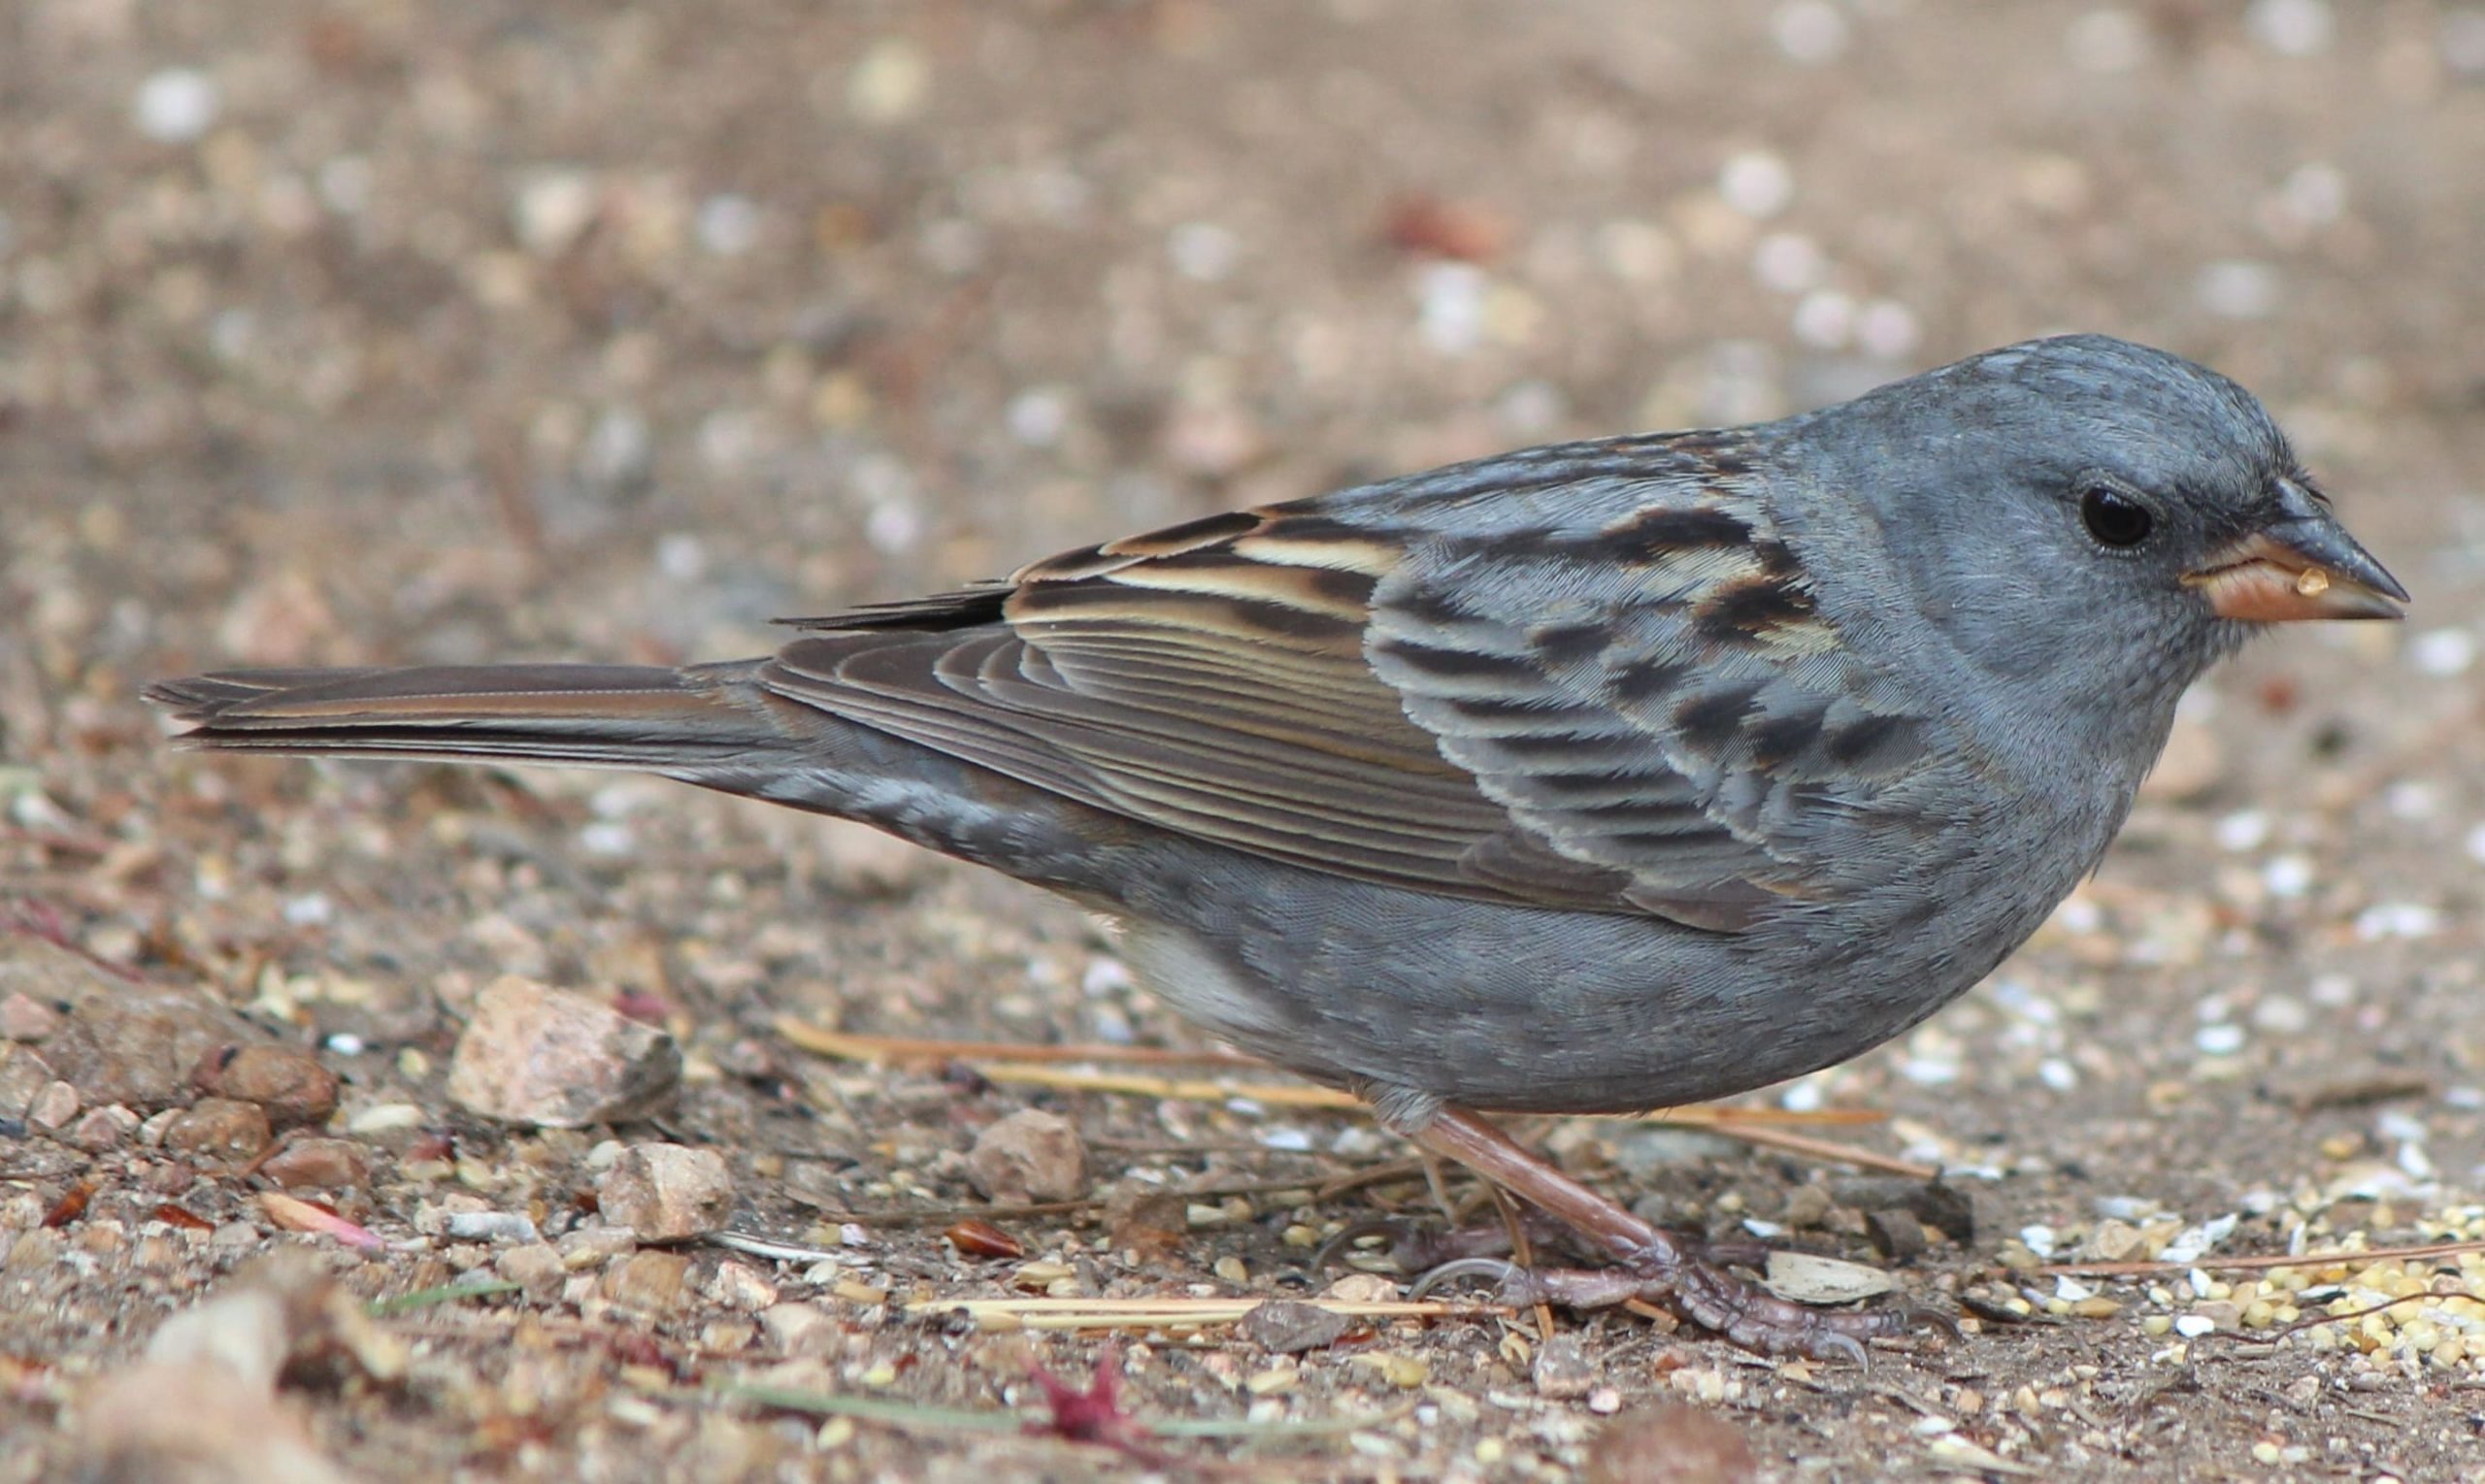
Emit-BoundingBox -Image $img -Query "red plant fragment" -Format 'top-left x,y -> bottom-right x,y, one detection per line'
944,1218 -> 1025,1260
43,1179 -> 96,1228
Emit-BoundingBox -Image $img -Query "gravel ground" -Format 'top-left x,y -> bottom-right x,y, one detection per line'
7,2 -> 2485,1479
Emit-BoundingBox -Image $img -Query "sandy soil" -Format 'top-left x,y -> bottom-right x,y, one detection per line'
6,2 -> 2485,1479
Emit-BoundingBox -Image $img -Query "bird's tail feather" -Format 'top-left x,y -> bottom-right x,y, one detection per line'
143,663 -> 784,772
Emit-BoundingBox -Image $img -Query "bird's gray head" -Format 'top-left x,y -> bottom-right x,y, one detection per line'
1780,333 -> 2404,758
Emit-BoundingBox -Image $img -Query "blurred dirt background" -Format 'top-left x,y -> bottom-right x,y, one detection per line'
6,1 -> 2485,1479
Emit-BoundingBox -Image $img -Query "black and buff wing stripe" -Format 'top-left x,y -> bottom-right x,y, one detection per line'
766,438 -> 1934,928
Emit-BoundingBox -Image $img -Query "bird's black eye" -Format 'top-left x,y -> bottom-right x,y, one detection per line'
2080,486 -> 2153,548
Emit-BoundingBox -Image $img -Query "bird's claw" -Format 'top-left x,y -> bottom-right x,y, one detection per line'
1408,1245 -> 1936,1367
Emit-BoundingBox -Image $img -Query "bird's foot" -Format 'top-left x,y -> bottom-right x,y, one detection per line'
1393,1104 -> 1951,1365
1410,1249 -> 1938,1366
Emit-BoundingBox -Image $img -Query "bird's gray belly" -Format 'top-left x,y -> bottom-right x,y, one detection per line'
1107,846 -> 2061,1115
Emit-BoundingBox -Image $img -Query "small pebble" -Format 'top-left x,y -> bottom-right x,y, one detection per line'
162,1098 -> 271,1160
1772,1 -> 1850,64
66,1105 -> 143,1152
846,39 -> 929,124
1718,150 -> 1795,218
759,1302 -> 836,1354
596,1142 -> 736,1241
444,977 -> 680,1129
2195,260 -> 2281,319
134,69 -> 219,143
2195,1024 -> 2247,1056
2409,628 -> 2475,676
195,1044 -> 339,1129
966,1108 -> 1087,1204
0,993 -> 63,1042
257,1138 -> 369,1191
2246,0 -> 2335,57
1533,1335 -> 1596,1400
1241,1300 -> 1349,1355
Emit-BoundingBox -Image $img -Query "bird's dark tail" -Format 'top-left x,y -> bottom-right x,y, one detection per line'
143,663 -> 788,773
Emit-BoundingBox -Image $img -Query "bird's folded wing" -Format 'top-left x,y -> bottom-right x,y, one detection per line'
767,474 -> 1930,930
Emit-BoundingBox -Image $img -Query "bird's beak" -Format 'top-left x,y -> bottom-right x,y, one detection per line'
2182,483 -> 2407,622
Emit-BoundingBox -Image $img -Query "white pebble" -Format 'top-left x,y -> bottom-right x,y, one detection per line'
1772,1 -> 1850,64
1169,221 -> 1240,282
1006,387 -> 1071,447
514,170 -> 600,257
2376,1110 -> 2428,1144
2262,854 -> 2314,898
2250,996 -> 2309,1034
2054,1275 -> 2097,1302
1257,1126 -> 1313,1153
282,892 -> 332,926
2309,973 -> 2356,1006
1080,958 -> 1134,996
655,532 -> 707,580
2195,260 -> 2281,319
1718,150 -> 1795,219
2195,1024 -> 2248,1056
1778,1078 -> 1825,1112
2066,9 -> 2150,73
1900,1058 -> 1960,1086
2038,1058 -> 2078,1091
1791,289 -> 1855,348
2246,0 -> 2335,57
135,68 -> 219,143
2173,1313 -> 2218,1338
1416,262 -> 1487,355
324,1033 -> 367,1056
695,194 -> 762,256
2384,781 -> 2436,820
2051,897 -> 2103,935
2019,1225 -> 2058,1258
864,500 -> 922,554
2164,1216 -> 2238,1265
1854,299 -> 1921,359
2409,627 -> 2476,676
847,39 -> 929,124
579,822 -> 635,856
1751,232 -> 1824,293
2214,809 -> 2270,852
2353,903 -> 2439,940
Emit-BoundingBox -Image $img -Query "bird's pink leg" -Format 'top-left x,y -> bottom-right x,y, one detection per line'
1401,1105 -> 1940,1364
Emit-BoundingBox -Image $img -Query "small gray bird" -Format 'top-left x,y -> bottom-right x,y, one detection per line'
149,335 -> 2405,1360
